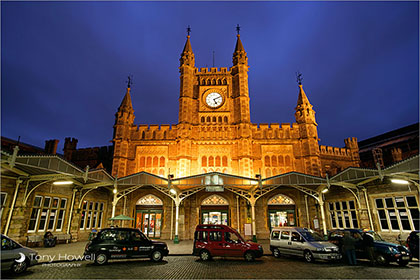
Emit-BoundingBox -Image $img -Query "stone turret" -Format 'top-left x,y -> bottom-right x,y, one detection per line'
63,137 -> 78,161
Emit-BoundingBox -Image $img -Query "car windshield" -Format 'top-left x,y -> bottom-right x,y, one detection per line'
230,229 -> 245,242
370,232 -> 384,241
300,230 -> 324,241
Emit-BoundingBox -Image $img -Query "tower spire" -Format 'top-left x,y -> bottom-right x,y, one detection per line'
180,25 -> 195,66
233,24 -> 247,65
294,73 -> 316,125
118,76 -> 134,113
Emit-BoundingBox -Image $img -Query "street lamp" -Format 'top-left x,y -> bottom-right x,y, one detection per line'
53,180 -> 73,185
391,178 -> 409,185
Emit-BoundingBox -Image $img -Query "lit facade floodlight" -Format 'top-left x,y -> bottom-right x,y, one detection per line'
53,181 -> 73,185
113,189 -> 117,194
321,188 -> 329,193
170,189 -> 177,194
391,178 -> 409,185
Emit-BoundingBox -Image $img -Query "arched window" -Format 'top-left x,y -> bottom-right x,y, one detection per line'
137,194 -> 163,205
202,79 -> 206,85
222,156 -> 228,167
215,156 -> 221,166
142,131 -> 145,139
202,156 -> 207,167
224,116 -> 228,123
266,168 -> 272,177
212,79 -> 216,85
152,131 -> 156,139
146,157 -> 152,168
152,168 -> 157,174
218,116 -> 222,123
278,155 -> 284,165
268,194 -> 295,205
207,79 -> 211,85
202,195 -> 228,205
159,169 -> 165,176
153,156 -> 159,167
201,117 -> 205,123
223,79 -> 227,85
285,155 -> 291,165
206,116 -> 211,122
218,79 -> 222,85
265,155 -> 271,167
163,131 -> 167,139
272,168 -> 278,176
209,156 -> 214,167
159,157 -> 165,167
212,116 -> 216,122
139,157 -> 145,168
272,156 -> 277,167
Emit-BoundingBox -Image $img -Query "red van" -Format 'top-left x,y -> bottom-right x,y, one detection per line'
193,224 -> 263,261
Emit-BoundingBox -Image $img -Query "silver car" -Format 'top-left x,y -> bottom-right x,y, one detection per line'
270,227 -> 341,262
1,234 -> 38,274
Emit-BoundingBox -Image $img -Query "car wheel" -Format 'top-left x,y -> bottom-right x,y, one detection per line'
244,251 -> 255,262
151,250 -> 163,262
375,254 -> 389,266
94,252 -> 108,265
273,248 -> 281,258
199,249 -> 212,261
304,250 -> 314,263
11,259 -> 28,274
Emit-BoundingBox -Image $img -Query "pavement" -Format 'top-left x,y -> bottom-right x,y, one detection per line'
32,239 -> 272,263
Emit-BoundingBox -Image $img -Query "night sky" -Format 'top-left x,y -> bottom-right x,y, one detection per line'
2,1 -> 419,153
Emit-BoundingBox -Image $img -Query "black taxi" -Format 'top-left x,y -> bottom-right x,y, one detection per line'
84,227 -> 169,265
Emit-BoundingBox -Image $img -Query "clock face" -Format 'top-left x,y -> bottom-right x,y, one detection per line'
205,92 -> 223,108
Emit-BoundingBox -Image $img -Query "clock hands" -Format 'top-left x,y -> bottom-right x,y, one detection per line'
213,96 -> 222,105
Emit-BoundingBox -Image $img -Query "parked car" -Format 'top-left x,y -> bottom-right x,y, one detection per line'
84,227 -> 168,265
193,224 -> 263,261
328,229 -> 411,266
1,234 -> 38,274
270,227 -> 341,263
406,230 -> 419,260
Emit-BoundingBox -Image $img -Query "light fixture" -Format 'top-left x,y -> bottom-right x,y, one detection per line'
53,181 -> 73,185
391,178 -> 409,185
321,188 -> 329,193
113,189 -> 117,194
170,189 -> 176,194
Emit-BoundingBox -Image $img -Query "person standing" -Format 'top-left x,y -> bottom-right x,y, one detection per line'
343,231 -> 357,265
363,232 -> 376,265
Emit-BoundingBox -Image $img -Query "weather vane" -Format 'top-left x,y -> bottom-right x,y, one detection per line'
187,25 -> 191,36
296,71 -> 303,85
126,75 -> 133,88
236,24 -> 241,35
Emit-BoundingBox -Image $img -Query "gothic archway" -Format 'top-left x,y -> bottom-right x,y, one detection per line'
136,194 -> 163,238
267,194 -> 296,229
200,194 -> 229,225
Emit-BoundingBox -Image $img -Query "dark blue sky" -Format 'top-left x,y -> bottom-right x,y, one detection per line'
2,1 -> 419,153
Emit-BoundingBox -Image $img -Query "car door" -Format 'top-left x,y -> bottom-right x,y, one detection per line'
1,236 -> 16,270
208,230 -> 224,256
223,231 -> 243,257
270,230 -> 281,251
130,230 -> 152,257
279,230 -> 291,255
290,231 -> 304,256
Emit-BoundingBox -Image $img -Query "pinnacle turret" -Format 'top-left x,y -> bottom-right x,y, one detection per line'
180,26 -> 195,67
295,83 -> 316,125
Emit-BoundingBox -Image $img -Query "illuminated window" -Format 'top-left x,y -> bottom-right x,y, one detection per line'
268,194 -> 295,205
28,195 -> 68,232
202,195 -> 228,205
202,156 -> 207,167
265,156 -> 271,167
80,200 -> 105,230
209,156 -> 214,167
153,156 -> 159,167
222,156 -> 228,167
328,200 -> 358,229
159,157 -> 165,167
140,157 -> 145,168
375,196 -> 419,231
137,195 -> 163,206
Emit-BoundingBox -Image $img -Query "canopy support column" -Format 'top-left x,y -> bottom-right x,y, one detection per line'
318,194 -> 327,236
250,199 -> 257,242
66,188 -> 78,238
362,188 -> 374,230
4,179 -> 22,235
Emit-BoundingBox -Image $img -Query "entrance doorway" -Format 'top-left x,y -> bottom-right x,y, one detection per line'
202,210 -> 228,225
136,194 -> 163,238
267,194 -> 296,230
201,194 -> 229,225
136,210 -> 162,238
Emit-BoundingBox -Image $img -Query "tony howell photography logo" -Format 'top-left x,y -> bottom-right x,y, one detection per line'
28,253 -> 95,263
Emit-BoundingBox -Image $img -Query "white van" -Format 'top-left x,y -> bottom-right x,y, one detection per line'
270,227 -> 341,262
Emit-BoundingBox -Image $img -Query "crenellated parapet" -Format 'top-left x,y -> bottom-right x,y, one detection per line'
251,123 -> 300,139
319,145 -> 351,158
131,124 -> 176,141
